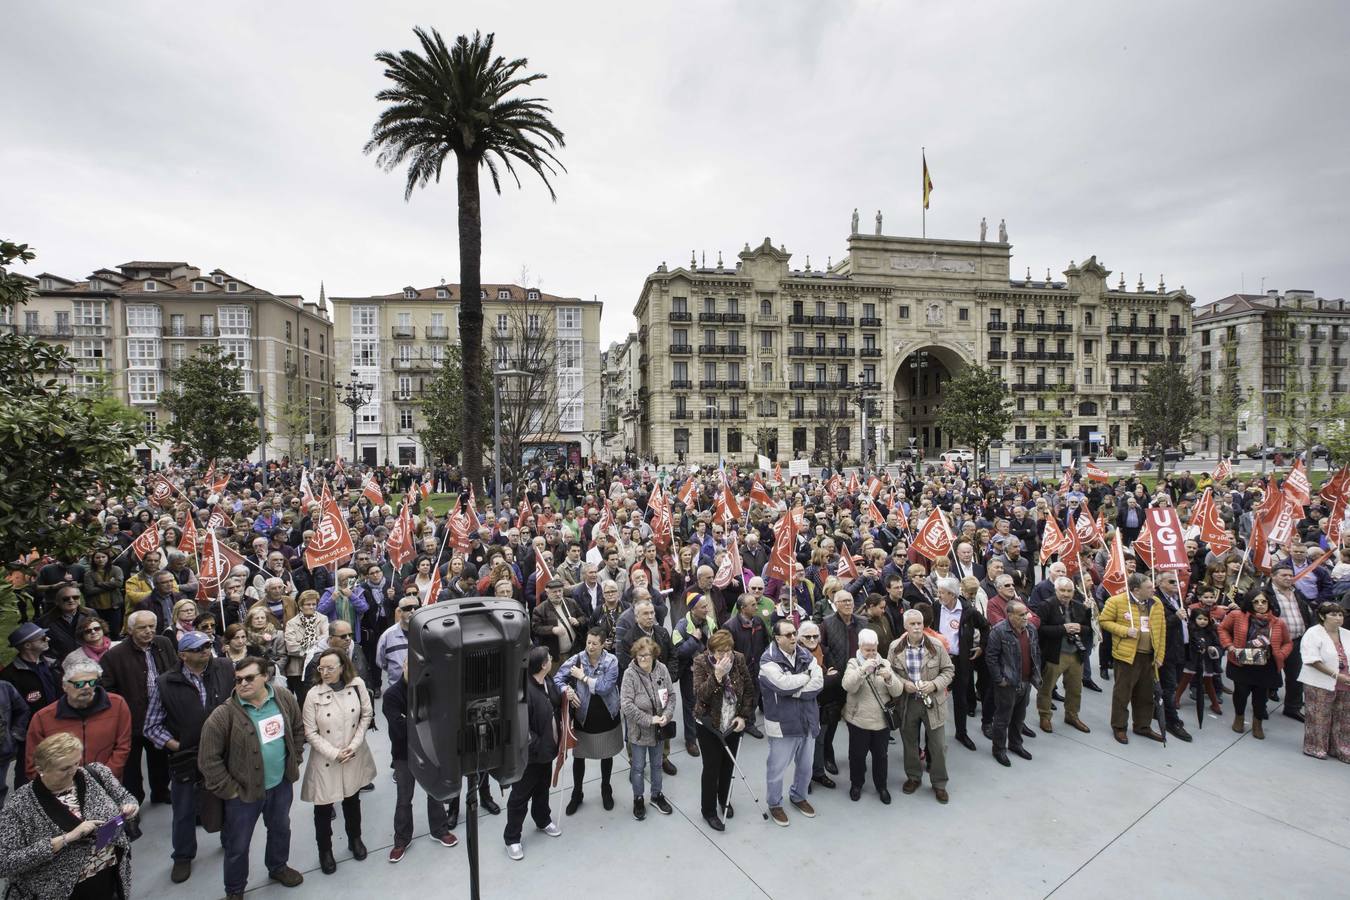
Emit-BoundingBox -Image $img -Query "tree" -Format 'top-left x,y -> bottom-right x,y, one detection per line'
159,345 -> 261,464
365,27 -> 566,495
0,240 -> 145,570
1132,361 -> 1200,484
1195,365 -> 1247,456
934,364 -> 1013,478
1271,358 -> 1350,456
493,287 -> 574,477
419,345 -> 495,465
1323,420 -> 1350,466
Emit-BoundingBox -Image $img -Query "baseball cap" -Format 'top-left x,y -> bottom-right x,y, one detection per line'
8,623 -> 49,648
178,632 -> 213,652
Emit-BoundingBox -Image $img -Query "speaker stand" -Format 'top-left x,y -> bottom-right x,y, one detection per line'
466,772 -> 481,900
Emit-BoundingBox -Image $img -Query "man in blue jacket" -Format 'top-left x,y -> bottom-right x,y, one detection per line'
758,619 -> 824,826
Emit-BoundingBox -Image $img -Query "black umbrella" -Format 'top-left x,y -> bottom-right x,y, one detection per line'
1152,681 -> 1168,746
1195,677 -> 1206,730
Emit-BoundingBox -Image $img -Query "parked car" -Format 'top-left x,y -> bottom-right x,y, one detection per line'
1143,447 -> 1190,462
941,448 -> 975,463
1245,446 -> 1295,460
1310,444 -> 1330,459
1012,449 -> 1058,464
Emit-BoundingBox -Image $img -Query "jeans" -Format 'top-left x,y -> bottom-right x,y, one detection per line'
1282,641 -> 1305,712
392,759 -> 451,847
170,778 -> 199,860
123,734 -> 170,804
222,780 -> 293,895
628,742 -> 663,798
991,684 -> 1029,753
764,734 -> 813,807
503,762 -> 552,845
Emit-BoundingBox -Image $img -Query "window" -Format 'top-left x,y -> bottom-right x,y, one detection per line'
73,338 -> 104,369
497,314 -> 509,336
213,274 -> 224,285
226,282 -> 238,292
557,308 -> 581,335
958,308 -> 969,321
495,343 -> 508,367
703,428 -> 719,454
302,327 -> 310,348
727,430 -> 742,453
704,297 -> 717,314
436,288 -> 448,299
990,308 -> 1003,323
397,312 -> 411,328
24,311 -> 38,333
760,330 -> 773,349
498,289 -> 511,300
863,364 -> 876,383
399,409 -> 414,430
1201,331 -> 1211,346
527,290 -> 539,301
128,371 -> 159,405
1084,309 -> 1094,326
1056,310 -> 1066,325
284,321 -> 292,341
674,429 -> 689,456
1084,339 -> 1094,354
1016,397 -> 1025,412
1036,310 -> 1045,325
673,328 -> 687,345
703,361 -> 717,381
672,297 -> 688,314
527,314 -> 540,336
73,301 -> 104,330
727,298 -> 740,315
760,362 -> 773,383
404,288 -> 417,299
1084,368 -> 1093,385
431,344 -> 443,363
837,302 -> 847,318
1147,313 -> 1157,327
218,306 -> 250,335
169,314 -> 185,336
793,332 -> 804,348
898,305 -> 909,320
864,334 -> 876,350
674,361 -> 688,381
815,333 -> 825,349
142,411 -> 157,434
431,312 -> 444,328
192,281 -> 205,293
398,445 -> 417,465
144,280 -> 157,292
760,299 -> 772,315
864,303 -> 876,319
126,305 -> 162,335
815,301 -> 826,317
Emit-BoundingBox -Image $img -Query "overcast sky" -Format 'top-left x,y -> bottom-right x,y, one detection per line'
7,1 -> 1349,346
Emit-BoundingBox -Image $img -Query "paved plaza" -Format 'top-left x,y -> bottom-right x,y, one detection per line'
130,676 -> 1350,900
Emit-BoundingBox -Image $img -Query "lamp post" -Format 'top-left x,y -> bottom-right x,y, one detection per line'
583,430 -> 602,465
852,371 -> 878,470
493,368 -> 529,512
907,350 -> 930,461
336,370 -> 374,467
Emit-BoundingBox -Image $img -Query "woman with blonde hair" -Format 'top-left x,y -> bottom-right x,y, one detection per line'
284,590 -> 329,700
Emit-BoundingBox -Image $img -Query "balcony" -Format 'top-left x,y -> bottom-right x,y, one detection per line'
860,316 -> 883,328
788,407 -> 814,420
834,316 -> 855,327
701,410 -> 747,420
860,347 -> 882,358
670,380 -> 692,390
1167,326 -> 1188,337
698,344 -> 746,356
391,390 -> 427,402
1105,352 -> 1165,363
987,350 -> 1008,361
425,325 -> 450,340
829,347 -> 855,357
789,380 -> 848,392
755,313 -> 781,325
1109,383 -> 1144,393
668,311 -> 692,322
1106,325 -> 1165,336
392,356 -> 435,371
987,321 -> 1008,331
391,325 -> 416,339
1011,322 -> 1072,334
698,379 -> 719,389
670,344 -> 693,355
162,325 -> 217,337
670,410 -> 693,420
1011,382 -> 1075,392
1011,350 -> 1074,361
723,379 -> 748,390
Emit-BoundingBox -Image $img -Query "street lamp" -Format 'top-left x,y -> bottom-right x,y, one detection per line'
336,370 -> 374,467
907,351 -> 931,460
852,371 -> 879,470
583,430 -> 602,465
493,367 -> 530,512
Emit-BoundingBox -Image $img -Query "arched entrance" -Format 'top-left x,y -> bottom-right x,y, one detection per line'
890,343 -> 970,457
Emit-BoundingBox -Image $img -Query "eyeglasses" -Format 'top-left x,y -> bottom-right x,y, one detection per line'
799,634 -> 820,642
398,604 -> 419,612
81,626 -> 104,636
779,631 -> 798,638
67,679 -> 99,688
317,665 -> 341,674
234,673 -> 264,685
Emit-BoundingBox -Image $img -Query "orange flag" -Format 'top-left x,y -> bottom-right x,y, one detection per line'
304,492 -> 355,570
1102,530 -> 1127,596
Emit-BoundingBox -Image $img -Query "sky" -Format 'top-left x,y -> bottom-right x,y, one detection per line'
6,1 -> 1350,347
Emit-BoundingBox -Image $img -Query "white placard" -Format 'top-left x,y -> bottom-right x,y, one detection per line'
788,459 -> 809,478
757,454 -> 771,472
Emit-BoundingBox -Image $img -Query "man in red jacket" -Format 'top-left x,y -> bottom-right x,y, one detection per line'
25,656 -> 132,780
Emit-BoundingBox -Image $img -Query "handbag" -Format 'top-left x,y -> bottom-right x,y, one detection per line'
1235,618 -> 1271,666
862,663 -> 902,731
642,674 -> 677,740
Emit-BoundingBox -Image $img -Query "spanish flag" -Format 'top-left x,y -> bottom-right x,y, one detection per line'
922,152 -> 933,210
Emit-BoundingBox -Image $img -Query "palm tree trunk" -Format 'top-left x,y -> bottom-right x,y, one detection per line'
457,153 -> 485,493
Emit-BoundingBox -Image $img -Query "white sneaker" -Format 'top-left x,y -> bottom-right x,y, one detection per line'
541,822 -> 562,837
506,843 -> 524,861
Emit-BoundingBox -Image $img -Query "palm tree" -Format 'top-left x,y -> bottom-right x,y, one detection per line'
365,28 -> 565,494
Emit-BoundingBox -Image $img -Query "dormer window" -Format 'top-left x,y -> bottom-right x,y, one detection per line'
226,281 -> 239,292
436,288 -> 448,299
213,274 -> 224,284
89,279 -> 100,291
404,288 -> 417,299
145,280 -> 157,292
527,290 -> 539,300
498,289 -> 511,300
192,281 -> 205,292
39,278 -> 53,291
480,290 -> 488,300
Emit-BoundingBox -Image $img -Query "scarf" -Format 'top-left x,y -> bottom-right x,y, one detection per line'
706,652 -> 737,704
81,636 -> 114,662
299,613 -> 324,650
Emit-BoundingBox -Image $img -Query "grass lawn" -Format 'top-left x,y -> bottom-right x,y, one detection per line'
1121,468 -> 1335,493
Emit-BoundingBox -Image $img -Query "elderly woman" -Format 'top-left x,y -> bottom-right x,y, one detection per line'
555,628 -> 622,815
842,628 -> 903,803
163,599 -> 198,644
303,648 -> 376,874
284,590 -> 329,700
691,629 -> 754,832
888,609 -> 956,804
64,617 -> 115,668
164,550 -> 199,601
251,551 -> 293,599
619,635 -> 676,820
1218,591 -> 1292,739
318,569 -> 368,645
242,604 -> 286,681
1298,603 -> 1350,760
0,733 -> 138,898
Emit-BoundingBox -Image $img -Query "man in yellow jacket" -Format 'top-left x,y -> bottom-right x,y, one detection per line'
1097,572 -> 1166,745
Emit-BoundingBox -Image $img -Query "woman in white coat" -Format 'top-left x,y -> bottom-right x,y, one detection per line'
1297,602 -> 1350,761
302,648 -> 377,874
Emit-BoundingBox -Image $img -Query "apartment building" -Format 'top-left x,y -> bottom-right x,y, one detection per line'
329,283 -> 602,467
8,260 -> 333,466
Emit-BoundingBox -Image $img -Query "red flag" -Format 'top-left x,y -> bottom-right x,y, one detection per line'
551,698 -> 578,788
1102,530 -> 1128,596
1212,456 -> 1233,483
516,499 -> 532,530
1083,461 -> 1111,483
713,532 -> 743,589
866,475 -> 882,498
299,468 -> 316,508
836,545 -> 861,581
1144,507 -> 1187,575
892,499 -> 910,533
362,474 -> 385,507
465,485 -> 483,533
304,492 -> 355,569
943,459 -> 956,474
715,471 -> 742,523
199,531 -> 245,600
846,471 -> 860,495
1326,492 -> 1346,547
1283,458 -> 1311,508
1264,492 -> 1298,548
749,475 -> 773,507
425,563 -> 443,604
1192,488 -> 1232,556
131,523 -> 161,561
533,545 -> 556,600
1074,506 -> 1104,547
178,514 -> 199,558
860,495 -> 886,527
1133,526 -> 1155,569
419,479 -> 430,501
590,500 -> 614,549
205,460 -> 228,495
386,504 -> 415,569
773,462 -> 784,485
677,477 -> 698,509
1318,464 -> 1349,507
1059,467 -> 1074,495
447,509 -> 471,554
648,484 -> 674,551
828,473 -> 844,499
206,506 -> 227,533
1040,516 -> 1068,565
910,510 -> 953,562
148,473 -> 176,507
765,507 -> 801,583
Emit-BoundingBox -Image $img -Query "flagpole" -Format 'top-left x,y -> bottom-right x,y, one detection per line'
921,147 -> 926,239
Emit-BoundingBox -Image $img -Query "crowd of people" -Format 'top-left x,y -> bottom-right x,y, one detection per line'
0,451 -> 1348,897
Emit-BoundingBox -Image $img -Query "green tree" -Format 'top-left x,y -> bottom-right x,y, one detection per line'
0,240 -> 145,571
934,365 -> 1012,477
419,346 -> 495,465
1323,420 -> 1350,466
1196,365 -> 1247,456
159,344 -> 261,463
1132,361 -> 1200,483
365,27 -> 566,495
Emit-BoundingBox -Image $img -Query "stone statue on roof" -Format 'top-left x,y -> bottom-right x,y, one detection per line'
875,210 -> 883,235
998,218 -> 1008,242
851,208 -> 859,235
980,217 -> 987,241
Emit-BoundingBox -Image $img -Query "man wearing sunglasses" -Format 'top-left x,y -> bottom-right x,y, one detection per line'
759,619 -> 824,827
376,589 -> 420,689
24,656 -> 132,782
198,656 -> 306,899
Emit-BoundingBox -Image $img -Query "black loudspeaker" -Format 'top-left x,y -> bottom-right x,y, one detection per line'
406,597 -> 531,801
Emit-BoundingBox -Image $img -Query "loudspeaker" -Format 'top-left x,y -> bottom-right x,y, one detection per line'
406,597 -> 531,801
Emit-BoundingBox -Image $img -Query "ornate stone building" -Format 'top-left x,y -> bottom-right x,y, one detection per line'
633,224 -> 1193,465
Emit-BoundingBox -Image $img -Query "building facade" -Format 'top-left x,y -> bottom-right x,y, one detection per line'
634,224 -> 1193,466
601,333 -> 640,459
329,283 -> 603,467
9,261 -> 334,467
1190,290 -> 1350,453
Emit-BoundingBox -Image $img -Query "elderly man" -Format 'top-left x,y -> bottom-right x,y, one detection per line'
198,656 -> 306,898
1036,578 -> 1093,734
933,575 -> 988,751
36,581 -> 91,661
1266,562 -> 1313,721
123,548 -> 163,617
889,609 -> 956,802
531,577 -> 587,667
0,623 -> 58,788
102,609 -> 178,803
996,538 -> 1032,593
984,600 -> 1040,766
136,568 -> 184,634
759,618 -> 824,826
1029,562 -> 1069,616
25,657 -> 133,781
144,632 -> 236,883
725,593 -> 768,738
376,588 -> 419,688
1098,573 -> 1166,744
672,595 -> 716,756
1153,569 -> 1194,742
571,563 -> 603,618
819,590 -> 865,774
